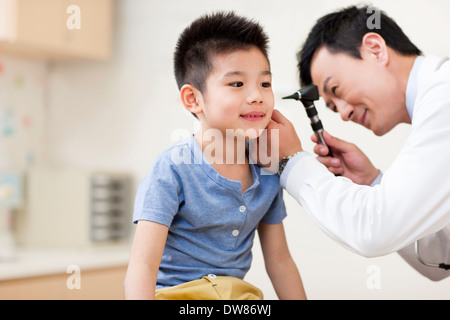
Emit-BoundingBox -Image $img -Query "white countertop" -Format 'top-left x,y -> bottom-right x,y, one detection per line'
0,244 -> 131,281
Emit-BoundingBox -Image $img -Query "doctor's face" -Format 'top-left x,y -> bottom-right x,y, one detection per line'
310,46 -> 407,136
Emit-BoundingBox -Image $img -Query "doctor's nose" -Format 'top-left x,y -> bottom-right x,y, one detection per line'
336,100 -> 355,121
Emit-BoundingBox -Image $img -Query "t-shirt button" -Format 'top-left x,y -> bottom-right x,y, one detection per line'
208,274 -> 216,279
239,205 -> 246,213
232,229 -> 239,237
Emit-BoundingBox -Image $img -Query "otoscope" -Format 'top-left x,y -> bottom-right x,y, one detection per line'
283,84 -> 334,158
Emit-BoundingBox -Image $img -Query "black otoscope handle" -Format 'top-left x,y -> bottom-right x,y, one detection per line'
306,104 -> 339,175
283,85 -> 338,175
301,100 -> 334,158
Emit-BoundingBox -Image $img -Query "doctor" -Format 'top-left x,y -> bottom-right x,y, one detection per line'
270,6 -> 450,280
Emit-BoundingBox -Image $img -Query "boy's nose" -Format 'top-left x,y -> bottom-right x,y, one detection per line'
247,86 -> 263,104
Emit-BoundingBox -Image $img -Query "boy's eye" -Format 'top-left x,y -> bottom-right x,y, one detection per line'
229,82 -> 243,87
261,82 -> 271,88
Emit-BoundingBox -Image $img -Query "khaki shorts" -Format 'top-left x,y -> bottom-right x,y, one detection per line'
155,275 -> 263,300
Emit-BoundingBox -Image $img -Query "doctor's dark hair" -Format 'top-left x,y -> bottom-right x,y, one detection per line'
298,5 -> 422,86
174,11 -> 269,93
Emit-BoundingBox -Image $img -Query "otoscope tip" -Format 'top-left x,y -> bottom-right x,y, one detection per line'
282,92 -> 300,100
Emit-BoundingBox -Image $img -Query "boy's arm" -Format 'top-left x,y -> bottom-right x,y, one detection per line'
258,221 -> 306,300
124,220 -> 168,300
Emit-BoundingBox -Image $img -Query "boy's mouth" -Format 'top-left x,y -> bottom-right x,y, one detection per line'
240,111 -> 265,121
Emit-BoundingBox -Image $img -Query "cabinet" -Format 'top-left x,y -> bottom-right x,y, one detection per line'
0,246 -> 130,299
0,266 -> 127,299
0,0 -> 113,60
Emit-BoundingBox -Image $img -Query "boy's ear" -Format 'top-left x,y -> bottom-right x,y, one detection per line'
180,84 -> 203,116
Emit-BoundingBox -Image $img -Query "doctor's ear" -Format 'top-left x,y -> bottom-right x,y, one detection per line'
180,84 -> 203,116
361,32 -> 389,65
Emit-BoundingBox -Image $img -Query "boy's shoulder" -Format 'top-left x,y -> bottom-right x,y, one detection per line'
139,136 -> 195,189
158,135 -> 192,157
152,135 -> 201,170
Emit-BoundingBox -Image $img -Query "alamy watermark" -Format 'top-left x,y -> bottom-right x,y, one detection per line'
66,5 -> 81,30
66,264 -> 81,290
366,6 -> 381,30
170,128 -> 280,175
366,265 -> 381,290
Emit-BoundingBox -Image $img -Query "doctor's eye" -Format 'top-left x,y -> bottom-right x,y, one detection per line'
326,102 -> 338,113
261,82 -> 272,88
331,86 -> 338,95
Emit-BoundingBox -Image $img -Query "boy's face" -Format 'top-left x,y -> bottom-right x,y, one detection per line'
197,47 -> 274,139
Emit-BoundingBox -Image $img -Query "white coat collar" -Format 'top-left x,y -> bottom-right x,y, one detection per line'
405,55 -> 424,119
407,55 -> 449,120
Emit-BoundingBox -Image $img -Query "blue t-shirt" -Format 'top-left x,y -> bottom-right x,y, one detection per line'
133,135 -> 287,288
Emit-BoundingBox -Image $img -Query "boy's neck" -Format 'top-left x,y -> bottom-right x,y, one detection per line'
194,129 -> 254,194
194,129 -> 249,166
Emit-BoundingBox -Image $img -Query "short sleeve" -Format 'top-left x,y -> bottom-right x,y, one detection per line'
260,186 -> 287,224
133,152 -> 182,227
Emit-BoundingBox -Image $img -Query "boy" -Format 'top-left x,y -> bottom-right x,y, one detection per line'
124,12 -> 306,300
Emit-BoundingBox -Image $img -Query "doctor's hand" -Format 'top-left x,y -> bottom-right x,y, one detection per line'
251,110 -> 303,171
312,131 -> 380,185
268,109 -> 303,159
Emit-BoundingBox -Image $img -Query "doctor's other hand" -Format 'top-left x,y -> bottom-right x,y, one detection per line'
268,109 -> 303,159
312,131 -> 380,185
251,110 -> 303,170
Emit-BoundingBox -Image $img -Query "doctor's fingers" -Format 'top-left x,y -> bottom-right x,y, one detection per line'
271,109 -> 288,124
271,109 -> 298,131
311,131 -> 355,153
316,155 -> 343,173
313,141 -> 330,157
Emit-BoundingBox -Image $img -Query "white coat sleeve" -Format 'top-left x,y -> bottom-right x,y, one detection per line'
371,168 -> 449,281
280,73 -> 450,257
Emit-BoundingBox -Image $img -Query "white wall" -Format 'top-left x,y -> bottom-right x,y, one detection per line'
0,55 -> 47,170
46,0 -> 450,299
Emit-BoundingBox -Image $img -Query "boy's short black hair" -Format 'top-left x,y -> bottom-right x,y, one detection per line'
174,11 -> 269,93
298,5 -> 422,86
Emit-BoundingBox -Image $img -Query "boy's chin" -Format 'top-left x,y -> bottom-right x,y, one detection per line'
242,123 -> 271,139
237,128 -> 265,141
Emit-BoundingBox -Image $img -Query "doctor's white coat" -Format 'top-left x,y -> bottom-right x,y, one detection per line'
280,55 -> 450,281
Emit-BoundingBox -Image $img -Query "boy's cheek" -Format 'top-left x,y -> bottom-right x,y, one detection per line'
265,108 -> 274,123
